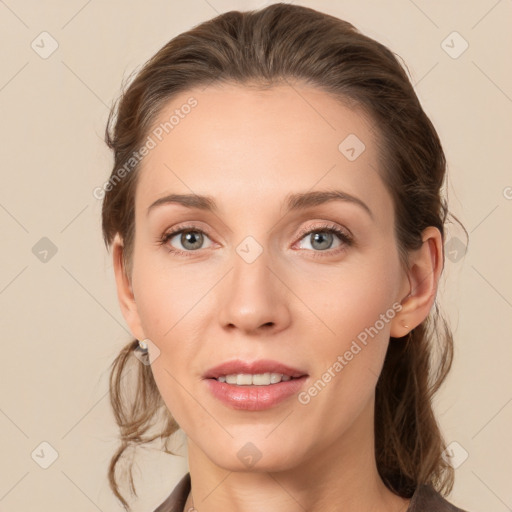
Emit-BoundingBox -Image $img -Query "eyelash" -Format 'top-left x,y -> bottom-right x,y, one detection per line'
158,222 -> 354,259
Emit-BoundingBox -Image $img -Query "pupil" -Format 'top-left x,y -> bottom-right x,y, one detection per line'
182,231 -> 202,249
312,232 -> 332,250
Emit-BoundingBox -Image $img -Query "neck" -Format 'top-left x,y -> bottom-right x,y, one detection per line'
183,398 -> 410,512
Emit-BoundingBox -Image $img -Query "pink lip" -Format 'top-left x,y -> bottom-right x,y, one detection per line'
202,359 -> 309,411
202,359 -> 308,379
205,376 -> 308,411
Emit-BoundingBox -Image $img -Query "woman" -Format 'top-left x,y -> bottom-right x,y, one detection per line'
102,3 -> 469,512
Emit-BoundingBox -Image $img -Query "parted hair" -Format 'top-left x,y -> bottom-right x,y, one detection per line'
101,3 -> 466,510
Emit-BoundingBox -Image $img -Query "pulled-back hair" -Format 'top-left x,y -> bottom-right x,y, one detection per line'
101,3 -> 466,509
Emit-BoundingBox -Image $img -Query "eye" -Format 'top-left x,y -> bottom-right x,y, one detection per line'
295,223 -> 353,255
158,222 -> 353,258
159,225 -> 214,255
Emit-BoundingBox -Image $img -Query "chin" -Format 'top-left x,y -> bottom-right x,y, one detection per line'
205,440 -> 305,473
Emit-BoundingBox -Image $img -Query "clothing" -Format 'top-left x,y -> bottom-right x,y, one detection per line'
153,472 -> 469,512
153,473 -> 190,512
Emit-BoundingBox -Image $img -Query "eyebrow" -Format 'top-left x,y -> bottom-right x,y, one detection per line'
147,190 -> 373,219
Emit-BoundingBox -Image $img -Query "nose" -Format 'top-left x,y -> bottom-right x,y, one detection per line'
217,249 -> 291,336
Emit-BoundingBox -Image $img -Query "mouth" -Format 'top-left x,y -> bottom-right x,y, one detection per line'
210,372 -> 301,386
202,359 -> 308,410
203,358 -> 308,381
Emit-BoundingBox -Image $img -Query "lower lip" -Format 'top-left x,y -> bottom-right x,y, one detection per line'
205,376 -> 308,411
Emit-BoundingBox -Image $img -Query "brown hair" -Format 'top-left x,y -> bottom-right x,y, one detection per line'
102,3 -> 467,510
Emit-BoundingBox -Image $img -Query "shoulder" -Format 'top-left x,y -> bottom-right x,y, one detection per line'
408,483 -> 470,512
152,472 -> 191,512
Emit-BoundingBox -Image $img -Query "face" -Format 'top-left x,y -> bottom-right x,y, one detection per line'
123,82 -> 412,472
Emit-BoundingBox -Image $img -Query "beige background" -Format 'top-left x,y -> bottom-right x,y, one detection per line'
1,1 -> 511,511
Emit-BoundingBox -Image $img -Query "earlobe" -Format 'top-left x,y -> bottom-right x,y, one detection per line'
390,226 -> 443,338
112,233 -> 145,341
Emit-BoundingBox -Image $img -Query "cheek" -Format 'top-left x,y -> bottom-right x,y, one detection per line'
131,247 -> 206,337
148,356 -> 205,439
293,256 -> 399,339
296,265 -> 398,420
290,255 -> 400,411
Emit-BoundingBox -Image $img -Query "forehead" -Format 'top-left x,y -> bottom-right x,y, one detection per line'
135,81 -> 391,221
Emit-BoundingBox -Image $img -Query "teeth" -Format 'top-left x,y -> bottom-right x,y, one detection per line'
216,373 -> 293,385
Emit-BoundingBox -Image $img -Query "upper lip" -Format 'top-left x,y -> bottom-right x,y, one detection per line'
203,359 -> 308,379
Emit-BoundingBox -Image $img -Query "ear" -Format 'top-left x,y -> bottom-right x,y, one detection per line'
112,233 -> 146,341
390,226 -> 444,338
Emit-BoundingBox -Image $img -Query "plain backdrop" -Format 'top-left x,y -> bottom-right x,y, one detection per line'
0,1 -> 511,511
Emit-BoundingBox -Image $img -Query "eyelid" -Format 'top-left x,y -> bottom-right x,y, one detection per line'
294,222 -> 353,243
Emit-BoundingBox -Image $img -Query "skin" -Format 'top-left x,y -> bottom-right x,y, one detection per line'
112,81 -> 443,512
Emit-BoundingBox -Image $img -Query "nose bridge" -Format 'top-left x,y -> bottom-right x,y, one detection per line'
217,236 -> 289,332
